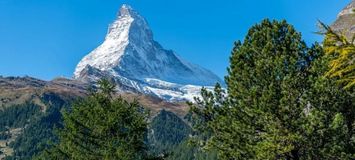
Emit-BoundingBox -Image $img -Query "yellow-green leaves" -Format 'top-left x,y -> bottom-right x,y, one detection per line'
320,22 -> 355,89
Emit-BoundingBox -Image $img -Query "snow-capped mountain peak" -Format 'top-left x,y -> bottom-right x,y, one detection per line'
107,4 -> 153,43
74,5 -> 153,77
74,4 -> 223,101
119,4 -> 134,16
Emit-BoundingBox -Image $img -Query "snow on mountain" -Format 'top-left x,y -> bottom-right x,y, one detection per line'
74,4 -> 222,102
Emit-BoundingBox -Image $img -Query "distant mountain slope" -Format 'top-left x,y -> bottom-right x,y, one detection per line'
148,110 -> 191,156
0,76 -> 189,116
0,76 -> 190,159
0,76 -> 87,109
74,4 -> 222,102
331,0 -> 355,39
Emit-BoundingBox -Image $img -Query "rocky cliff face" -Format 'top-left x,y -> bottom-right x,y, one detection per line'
74,5 -> 222,101
332,0 -> 355,40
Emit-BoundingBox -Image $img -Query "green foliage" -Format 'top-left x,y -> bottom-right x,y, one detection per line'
299,43 -> 355,159
148,110 -> 191,156
37,79 -> 149,160
147,109 -> 217,160
3,81 -> 197,160
190,19 -> 355,159
0,103 -> 42,159
191,19 -> 309,159
0,103 -> 41,132
167,140 -> 217,160
319,22 -> 355,89
4,93 -> 72,160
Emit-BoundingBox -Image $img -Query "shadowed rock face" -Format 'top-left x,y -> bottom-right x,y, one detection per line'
332,0 -> 355,40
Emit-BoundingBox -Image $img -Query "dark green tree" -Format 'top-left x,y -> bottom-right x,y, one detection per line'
190,19 -> 352,159
37,79 -> 149,160
191,19 -> 310,159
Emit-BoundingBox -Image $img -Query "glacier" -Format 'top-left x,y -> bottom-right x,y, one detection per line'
74,4 -> 223,102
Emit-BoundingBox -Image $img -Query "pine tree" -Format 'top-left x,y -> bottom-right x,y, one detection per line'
300,43 -> 355,159
190,19 -> 310,159
319,22 -> 355,89
37,79 -> 149,160
190,19 -> 355,160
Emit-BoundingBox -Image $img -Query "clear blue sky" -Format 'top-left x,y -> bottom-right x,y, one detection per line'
0,0 -> 350,80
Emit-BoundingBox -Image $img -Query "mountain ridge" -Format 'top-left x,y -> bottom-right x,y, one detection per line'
0,76 -> 189,116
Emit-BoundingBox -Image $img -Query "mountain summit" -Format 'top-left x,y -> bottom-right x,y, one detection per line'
74,4 -> 222,101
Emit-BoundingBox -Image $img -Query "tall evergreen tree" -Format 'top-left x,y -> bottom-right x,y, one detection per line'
190,19 -> 354,159
191,19 -> 310,159
37,79 -> 149,160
